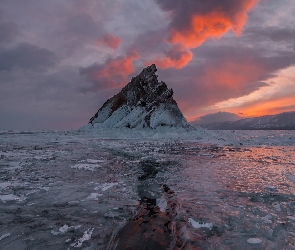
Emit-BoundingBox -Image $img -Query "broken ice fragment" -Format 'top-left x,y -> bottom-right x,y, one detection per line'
188,218 -> 213,229
71,228 -> 94,248
88,193 -> 103,200
0,233 -> 11,241
94,182 -> 118,191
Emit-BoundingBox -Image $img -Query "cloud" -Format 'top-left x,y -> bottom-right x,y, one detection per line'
152,0 -> 259,68
146,45 -> 192,69
79,52 -> 140,92
96,34 -> 122,49
157,45 -> 295,117
244,26 -> 295,43
227,95 -> 295,117
0,43 -> 58,71
0,19 -> 20,44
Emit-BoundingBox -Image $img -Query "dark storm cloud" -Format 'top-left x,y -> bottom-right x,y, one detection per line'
0,19 -> 20,44
0,43 -> 58,71
155,0 -> 255,28
154,0 -> 258,49
0,66 -> 103,130
244,26 -> 295,43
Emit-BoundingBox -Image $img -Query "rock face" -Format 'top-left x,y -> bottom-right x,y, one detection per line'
89,64 -> 189,129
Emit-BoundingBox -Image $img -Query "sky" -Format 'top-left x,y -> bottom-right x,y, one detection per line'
0,0 -> 295,130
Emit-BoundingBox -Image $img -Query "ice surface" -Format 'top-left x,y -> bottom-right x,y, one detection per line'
0,129 -> 295,249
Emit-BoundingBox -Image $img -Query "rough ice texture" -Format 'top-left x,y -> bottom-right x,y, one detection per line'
89,64 -> 189,129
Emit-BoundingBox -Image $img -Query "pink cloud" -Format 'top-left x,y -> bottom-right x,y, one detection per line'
96,34 -> 122,49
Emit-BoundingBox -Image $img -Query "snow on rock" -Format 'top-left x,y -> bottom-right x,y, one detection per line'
188,218 -> 213,229
87,64 -> 190,129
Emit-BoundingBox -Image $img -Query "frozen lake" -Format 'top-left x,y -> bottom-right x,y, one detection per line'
1,129 -> 295,249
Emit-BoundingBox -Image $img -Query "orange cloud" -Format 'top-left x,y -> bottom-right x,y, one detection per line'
96,34 -> 122,49
232,95 -> 295,117
79,52 -> 140,91
146,47 -> 193,69
169,0 -> 258,48
153,0 -> 259,69
94,53 -> 139,86
203,60 -> 265,91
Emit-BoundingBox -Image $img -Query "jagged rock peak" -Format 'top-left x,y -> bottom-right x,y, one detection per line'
89,64 -> 189,129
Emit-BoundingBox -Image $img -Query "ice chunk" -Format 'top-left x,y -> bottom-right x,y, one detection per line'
188,218 -> 213,229
71,228 -> 94,248
261,214 -> 272,224
287,216 -> 295,222
247,238 -> 262,244
94,182 -> 118,191
0,194 -> 25,203
86,159 -> 105,163
0,233 -> 11,241
71,163 -> 102,171
156,197 -> 167,212
59,224 -> 69,233
0,182 -> 11,189
273,202 -> 281,211
88,193 -> 103,200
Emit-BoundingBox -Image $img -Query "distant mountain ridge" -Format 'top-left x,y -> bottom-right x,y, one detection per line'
197,111 -> 295,130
